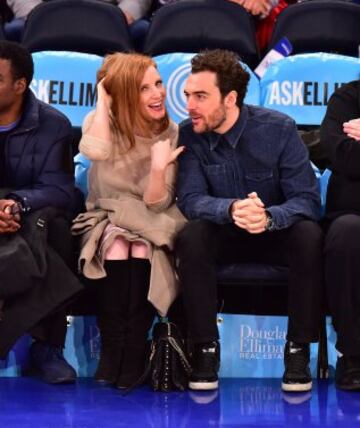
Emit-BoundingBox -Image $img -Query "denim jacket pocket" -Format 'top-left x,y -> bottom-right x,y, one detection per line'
245,170 -> 274,182
203,164 -> 231,197
245,169 -> 276,201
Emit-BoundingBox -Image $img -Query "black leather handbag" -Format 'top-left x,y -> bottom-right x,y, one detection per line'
149,320 -> 192,392
126,319 -> 192,393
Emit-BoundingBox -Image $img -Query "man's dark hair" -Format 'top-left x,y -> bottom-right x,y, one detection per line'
0,41 -> 34,88
191,49 -> 250,108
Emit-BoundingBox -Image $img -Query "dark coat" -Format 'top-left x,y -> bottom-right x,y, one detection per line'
320,80 -> 360,219
4,90 -> 78,213
0,92 -> 83,358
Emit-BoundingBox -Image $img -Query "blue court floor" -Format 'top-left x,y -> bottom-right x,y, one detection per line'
0,377 -> 359,428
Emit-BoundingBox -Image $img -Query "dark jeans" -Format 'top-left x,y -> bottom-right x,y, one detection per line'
129,19 -> 150,52
29,215 -> 76,348
324,214 -> 360,355
175,219 -> 323,344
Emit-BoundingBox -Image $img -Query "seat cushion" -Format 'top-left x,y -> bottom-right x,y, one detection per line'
216,263 -> 289,283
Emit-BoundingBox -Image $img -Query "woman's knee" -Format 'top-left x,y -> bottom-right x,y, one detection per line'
130,241 -> 149,259
104,237 -> 130,260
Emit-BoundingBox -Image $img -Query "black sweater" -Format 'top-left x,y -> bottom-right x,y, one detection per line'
320,80 -> 360,219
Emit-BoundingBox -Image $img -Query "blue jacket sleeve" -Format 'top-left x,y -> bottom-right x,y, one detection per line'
266,120 -> 321,229
9,120 -> 76,213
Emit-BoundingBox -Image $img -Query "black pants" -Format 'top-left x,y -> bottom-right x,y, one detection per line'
324,214 -> 360,355
29,216 -> 77,348
175,219 -> 323,344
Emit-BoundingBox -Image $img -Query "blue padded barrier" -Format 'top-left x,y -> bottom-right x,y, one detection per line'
260,53 -> 360,125
0,314 -> 337,378
31,51 -> 102,127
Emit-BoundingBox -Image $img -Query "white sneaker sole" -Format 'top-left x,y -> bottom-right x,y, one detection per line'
281,381 -> 312,392
189,380 -> 219,391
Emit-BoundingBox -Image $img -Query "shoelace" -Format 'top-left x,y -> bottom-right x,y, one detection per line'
193,348 -> 218,373
287,350 -> 309,374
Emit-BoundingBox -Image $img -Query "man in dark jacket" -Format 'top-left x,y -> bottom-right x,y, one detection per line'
320,80 -> 360,391
0,41 -> 83,383
175,49 -> 323,392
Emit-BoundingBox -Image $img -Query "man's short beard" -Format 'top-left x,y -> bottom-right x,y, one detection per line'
205,105 -> 226,132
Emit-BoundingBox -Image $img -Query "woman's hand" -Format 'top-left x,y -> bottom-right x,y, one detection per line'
82,79 -> 113,148
230,0 -> 272,17
97,79 -> 112,110
150,139 -> 185,171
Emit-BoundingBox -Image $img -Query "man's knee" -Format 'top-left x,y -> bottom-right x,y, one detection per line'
176,220 -> 214,248
325,214 -> 360,253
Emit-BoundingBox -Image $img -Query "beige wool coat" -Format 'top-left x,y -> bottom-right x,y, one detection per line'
72,113 -> 186,316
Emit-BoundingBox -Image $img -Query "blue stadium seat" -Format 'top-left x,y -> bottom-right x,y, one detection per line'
268,0 -> 360,57
22,0 -> 134,55
30,51 -> 102,127
144,0 -> 260,69
260,53 -> 360,126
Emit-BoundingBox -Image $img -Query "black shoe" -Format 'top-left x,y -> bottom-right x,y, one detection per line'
95,310 -> 126,386
282,341 -> 312,392
189,341 -> 220,391
95,260 -> 130,386
95,345 -> 123,386
335,355 -> 360,391
27,341 -> 76,384
115,342 -> 149,390
116,259 -> 154,390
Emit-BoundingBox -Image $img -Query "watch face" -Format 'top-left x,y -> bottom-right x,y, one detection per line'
10,203 -> 20,216
266,215 -> 274,231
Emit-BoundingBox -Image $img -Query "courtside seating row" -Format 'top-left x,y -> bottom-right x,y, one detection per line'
31,48 -> 352,378
64,50 -> 339,379
0,0 -> 351,379
2,55 -> 337,380
1,0 -> 360,69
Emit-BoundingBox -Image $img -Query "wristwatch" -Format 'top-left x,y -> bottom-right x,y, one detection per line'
265,211 -> 275,232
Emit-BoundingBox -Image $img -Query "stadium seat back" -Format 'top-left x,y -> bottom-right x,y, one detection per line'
144,0 -> 260,69
269,1 -> 360,57
22,0 -> 133,55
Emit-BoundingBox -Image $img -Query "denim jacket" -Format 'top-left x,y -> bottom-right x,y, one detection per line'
176,105 -> 321,230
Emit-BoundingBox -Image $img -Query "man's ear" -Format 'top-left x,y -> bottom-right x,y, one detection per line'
224,90 -> 238,108
14,78 -> 27,95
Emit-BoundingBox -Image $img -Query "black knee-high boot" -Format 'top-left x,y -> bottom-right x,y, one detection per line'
116,258 -> 156,389
95,260 -> 130,385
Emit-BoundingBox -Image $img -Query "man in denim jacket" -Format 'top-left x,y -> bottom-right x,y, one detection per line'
175,49 -> 323,392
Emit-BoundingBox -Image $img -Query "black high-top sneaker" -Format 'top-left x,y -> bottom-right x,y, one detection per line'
335,355 -> 360,391
189,341 -> 220,391
282,341 -> 312,392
